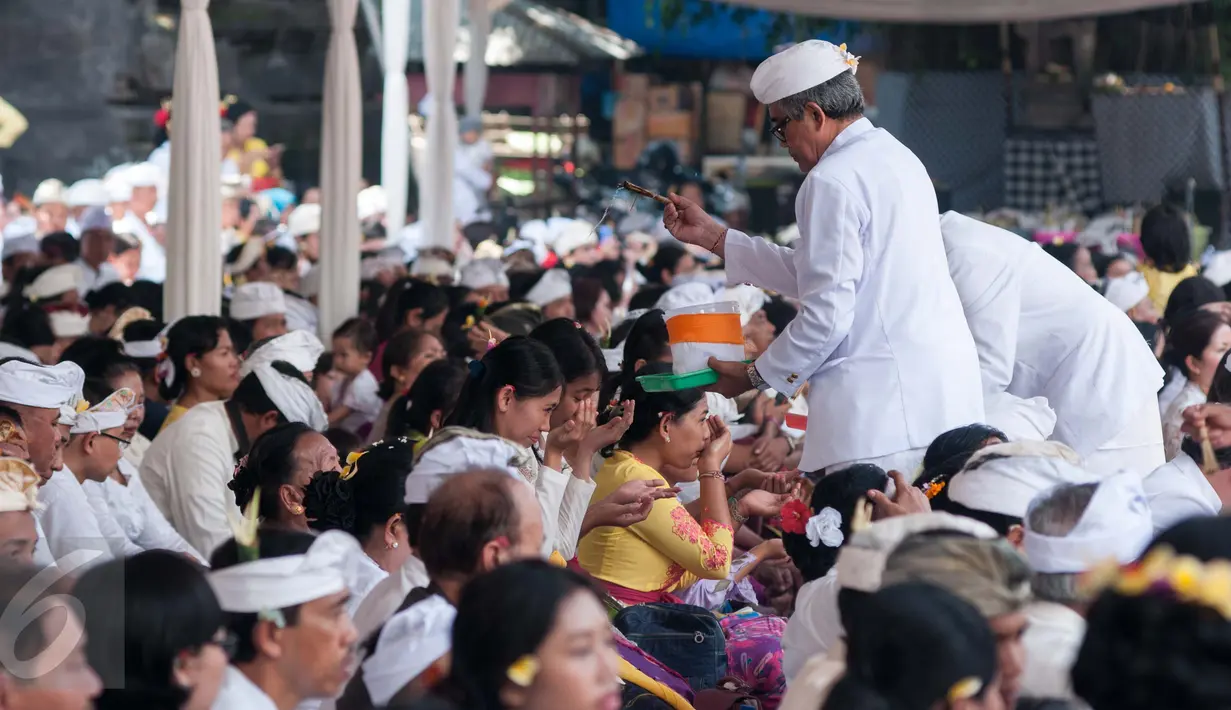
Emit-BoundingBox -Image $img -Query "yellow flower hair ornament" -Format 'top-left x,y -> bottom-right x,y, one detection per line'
1082,546 -> 1231,619
947,677 -> 983,703
506,655 -> 540,688
340,450 -> 365,481
75,399 -> 90,414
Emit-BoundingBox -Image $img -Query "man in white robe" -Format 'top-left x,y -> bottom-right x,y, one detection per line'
112,162 -> 167,283
939,212 -> 1165,476
1142,435 -> 1227,534
663,40 -> 984,474
141,359 -> 327,559
209,530 -> 361,710
0,359 -> 85,569
1019,472 -> 1153,701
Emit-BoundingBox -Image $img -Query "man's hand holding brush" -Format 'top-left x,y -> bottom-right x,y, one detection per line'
1182,403 -> 1231,451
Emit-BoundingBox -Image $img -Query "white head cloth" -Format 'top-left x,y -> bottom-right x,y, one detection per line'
721,285 -> 768,327
360,254 -> 407,282
1023,471 -> 1154,574
406,432 -> 527,504
654,281 -> 716,312
71,388 -> 136,434
124,162 -> 162,189
1104,273 -> 1150,312
78,206 -> 114,233
2,236 -> 38,262
287,203 -> 322,238
750,39 -> 859,105
0,458 -> 41,513
0,360 -> 84,410
552,220 -> 598,257
835,512 -> 999,593
459,258 -> 510,290
32,179 -> 67,206
67,179 -> 110,209
230,282 -> 287,321
251,363 -> 327,431
239,330 -> 325,378
104,172 -> 132,203
949,442 -> 1098,519
23,264 -> 85,301
410,255 -> 457,282
209,530 -> 363,613
357,185 -> 388,222
2,216 -> 37,242
1204,250 -> 1231,288
525,269 -> 573,306
123,340 -> 163,359
362,595 -> 456,706
48,310 -> 90,339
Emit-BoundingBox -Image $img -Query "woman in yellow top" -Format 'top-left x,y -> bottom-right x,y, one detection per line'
224,99 -> 282,190
1139,203 -> 1199,313
579,362 -> 750,604
156,316 -> 241,432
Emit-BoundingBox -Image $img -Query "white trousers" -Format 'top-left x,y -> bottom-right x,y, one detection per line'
1083,397 -> 1165,478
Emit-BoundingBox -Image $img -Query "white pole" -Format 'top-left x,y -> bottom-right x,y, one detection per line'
382,0 -> 411,236
421,0 -> 459,248
464,0 -> 491,119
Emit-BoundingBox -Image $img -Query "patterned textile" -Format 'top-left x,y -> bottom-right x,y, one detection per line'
721,614 -> 788,710
1004,133 -> 1103,214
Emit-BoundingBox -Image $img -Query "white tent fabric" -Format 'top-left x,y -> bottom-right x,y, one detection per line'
319,0 -> 363,340
464,0 -> 492,118
717,0 -> 1196,23
421,0 -> 460,248
382,0 -> 410,237
165,0 -> 223,320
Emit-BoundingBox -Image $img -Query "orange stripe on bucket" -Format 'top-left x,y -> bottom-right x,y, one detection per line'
666,313 -> 745,345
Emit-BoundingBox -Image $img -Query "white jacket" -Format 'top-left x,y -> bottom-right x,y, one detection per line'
939,212 -> 1164,455
726,119 -> 984,470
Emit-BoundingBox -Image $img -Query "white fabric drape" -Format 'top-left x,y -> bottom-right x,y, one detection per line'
319,0 -> 363,341
716,0 -> 1195,22
464,0 -> 491,119
382,0 -> 411,237
421,0 -> 460,249
165,0 -> 222,320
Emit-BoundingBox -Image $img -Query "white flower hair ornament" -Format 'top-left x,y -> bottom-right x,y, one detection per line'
805,506 -> 844,548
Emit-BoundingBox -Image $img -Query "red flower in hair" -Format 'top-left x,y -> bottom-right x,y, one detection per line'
780,499 -> 810,535
154,108 -> 171,129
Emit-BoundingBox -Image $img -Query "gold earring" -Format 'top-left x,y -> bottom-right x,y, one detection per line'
292,504 -> 305,515
665,433 -> 671,443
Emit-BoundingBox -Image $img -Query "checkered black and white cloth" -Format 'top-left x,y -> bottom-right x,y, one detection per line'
1004,134 -> 1104,214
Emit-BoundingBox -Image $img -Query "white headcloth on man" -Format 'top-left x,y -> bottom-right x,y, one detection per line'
1023,471 -> 1154,574
750,39 -> 860,105
239,330 -> 325,377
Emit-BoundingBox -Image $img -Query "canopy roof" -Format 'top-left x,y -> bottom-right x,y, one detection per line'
711,0 -> 1200,24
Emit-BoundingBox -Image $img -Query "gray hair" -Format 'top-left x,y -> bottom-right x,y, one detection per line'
775,71 -> 864,122
1026,482 -> 1098,605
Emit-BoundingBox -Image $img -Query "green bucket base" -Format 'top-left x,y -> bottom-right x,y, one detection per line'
635,367 -> 720,392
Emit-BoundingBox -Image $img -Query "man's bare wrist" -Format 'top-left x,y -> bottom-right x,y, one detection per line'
710,226 -> 729,257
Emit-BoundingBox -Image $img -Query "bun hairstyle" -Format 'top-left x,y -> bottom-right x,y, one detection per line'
229,421 -> 316,520
783,464 -> 889,583
1162,309 -> 1227,381
601,362 -> 702,457
528,317 -> 606,385
602,308 -> 669,406
304,438 -> 414,546
158,315 -> 228,400
443,336 -> 563,433
915,423 -> 1007,503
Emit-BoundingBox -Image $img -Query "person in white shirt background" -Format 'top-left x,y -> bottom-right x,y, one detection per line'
938,212 -> 1165,475
663,39 -> 984,475
1157,309 -> 1231,460
74,206 -> 122,295
109,162 -> 167,283
327,317 -> 383,435
1017,473 -> 1153,703
30,178 -> 69,236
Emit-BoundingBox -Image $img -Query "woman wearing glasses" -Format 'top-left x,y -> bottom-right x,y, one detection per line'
75,550 -> 234,710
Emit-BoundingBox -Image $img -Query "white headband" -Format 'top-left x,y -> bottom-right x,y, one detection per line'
70,388 -> 136,434
231,282 -> 287,321
240,330 -> 324,378
122,340 -> 163,359
525,269 -> 572,307
362,595 -> 456,705
835,512 -> 998,593
0,361 -> 84,410
251,363 -> 327,432
208,530 -> 362,613
1022,472 -> 1154,574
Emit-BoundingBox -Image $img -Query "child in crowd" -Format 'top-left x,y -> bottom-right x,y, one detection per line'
328,317 -> 383,436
